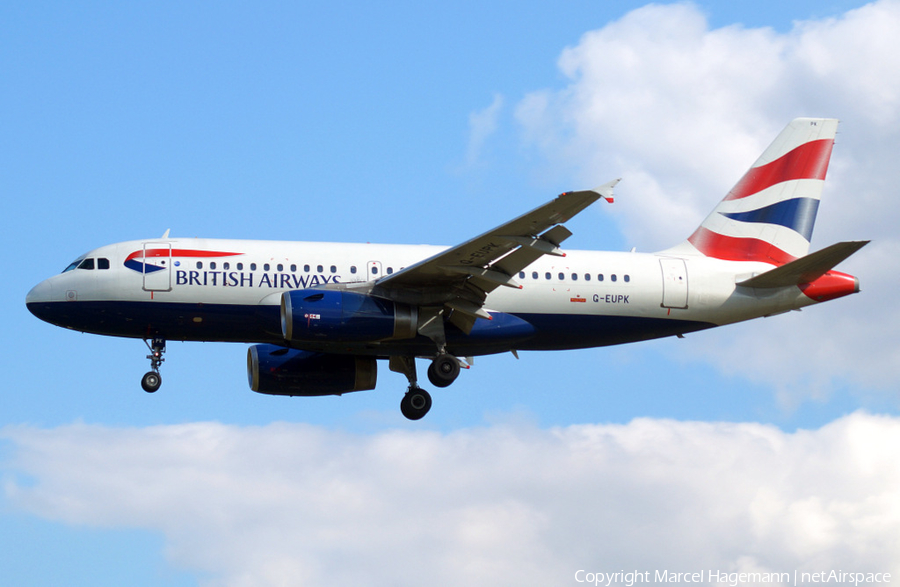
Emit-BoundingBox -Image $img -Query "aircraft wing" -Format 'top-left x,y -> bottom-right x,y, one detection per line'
369,179 -> 619,332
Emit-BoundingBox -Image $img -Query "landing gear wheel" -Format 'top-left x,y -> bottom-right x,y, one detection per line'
142,338 -> 166,393
427,354 -> 460,388
141,371 -> 162,393
400,387 -> 432,420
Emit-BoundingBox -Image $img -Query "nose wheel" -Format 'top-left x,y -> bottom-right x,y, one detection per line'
141,338 -> 166,393
141,370 -> 162,393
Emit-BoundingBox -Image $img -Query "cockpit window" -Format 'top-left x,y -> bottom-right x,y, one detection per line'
63,257 -> 86,273
77,258 -> 95,270
98,258 -> 110,270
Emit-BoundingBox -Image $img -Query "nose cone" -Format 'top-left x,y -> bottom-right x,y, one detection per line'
26,279 -> 55,321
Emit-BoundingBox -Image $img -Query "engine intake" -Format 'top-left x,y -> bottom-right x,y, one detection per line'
248,344 -> 377,396
281,289 -> 417,342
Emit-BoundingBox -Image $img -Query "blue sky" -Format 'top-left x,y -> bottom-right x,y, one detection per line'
3,2 -> 899,586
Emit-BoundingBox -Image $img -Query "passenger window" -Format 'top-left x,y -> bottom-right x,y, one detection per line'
351,266 -> 357,274
317,265 -> 323,273
250,263 -> 257,271
78,258 -> 95,270
197,261 -> 203,269
598,274 -> 604,281
558,272 -> 564,280
223,262 -> 230,270
98,258 -> 110,270
210,262 -> 217,270
571,273 -> 577,281
387,267 -> 393,275
611,274 -> 617,282
331,265 -> 337,273
304,264 -> 310,272
290,264 -> 297,272
585,274 -> 591,281
545,272 -> 551,280
532,271 -> 538,279
237,263 -> 243,270
624,274 -> 630,283
264,263 -> 270,271
519,272 -> 525,279
371,266 -> 378,275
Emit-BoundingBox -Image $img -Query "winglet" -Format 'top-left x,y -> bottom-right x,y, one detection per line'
592,178 -> 621,204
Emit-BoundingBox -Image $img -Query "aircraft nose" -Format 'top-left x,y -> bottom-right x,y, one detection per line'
26,279 -> 55,319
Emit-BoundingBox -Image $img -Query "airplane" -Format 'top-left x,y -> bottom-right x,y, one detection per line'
26,118 -> 868,420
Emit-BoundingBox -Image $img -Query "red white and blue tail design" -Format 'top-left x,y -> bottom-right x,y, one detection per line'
685,118 -> 838,266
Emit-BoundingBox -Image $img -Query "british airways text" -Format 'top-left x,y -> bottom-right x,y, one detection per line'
175,270 -> 340,288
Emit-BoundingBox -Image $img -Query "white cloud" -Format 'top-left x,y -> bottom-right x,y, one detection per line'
3,415 -> 899,586
464,93 -> 504,167
514,0 -> 900,400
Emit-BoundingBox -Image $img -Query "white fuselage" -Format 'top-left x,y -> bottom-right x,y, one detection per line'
27,237 -> 818,356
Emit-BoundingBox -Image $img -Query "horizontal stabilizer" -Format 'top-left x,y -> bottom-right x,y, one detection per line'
738,240 -> 869,288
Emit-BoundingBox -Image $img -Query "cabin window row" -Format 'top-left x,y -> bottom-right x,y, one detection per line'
195,261 -> 399,275
518,271 -> 631,283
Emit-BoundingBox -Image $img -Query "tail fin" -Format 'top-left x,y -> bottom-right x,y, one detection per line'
684,118 -> 838,265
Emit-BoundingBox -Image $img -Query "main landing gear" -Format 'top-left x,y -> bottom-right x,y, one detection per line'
392,353 -> 463,420
400,387 -> 432,421
427,353 -> 460,388
141,338 -> 166,393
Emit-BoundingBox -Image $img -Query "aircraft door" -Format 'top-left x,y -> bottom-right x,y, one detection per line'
367,261 -> 383,280
660,257 -> 688,309
142,242 -> 172,292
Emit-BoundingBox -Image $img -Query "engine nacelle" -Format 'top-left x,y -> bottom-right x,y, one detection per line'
248,344 -> 377,396
281,289 -> 417,342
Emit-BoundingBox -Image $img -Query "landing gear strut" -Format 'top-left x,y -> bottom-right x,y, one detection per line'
390,353 -> 464,420
141,338 -> 166,393
390,355 -> 433,420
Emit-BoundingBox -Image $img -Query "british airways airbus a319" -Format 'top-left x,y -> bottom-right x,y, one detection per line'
27,119 -> 868,419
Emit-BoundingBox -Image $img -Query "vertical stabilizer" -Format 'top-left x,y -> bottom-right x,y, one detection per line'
682,118 -> 838,265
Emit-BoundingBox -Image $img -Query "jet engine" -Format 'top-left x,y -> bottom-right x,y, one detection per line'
280,289 -> 417,342
248,344 -> 377,396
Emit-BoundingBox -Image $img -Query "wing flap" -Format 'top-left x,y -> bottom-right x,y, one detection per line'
372,179 -> 620,307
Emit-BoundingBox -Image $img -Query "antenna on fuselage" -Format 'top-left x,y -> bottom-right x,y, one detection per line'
161,229 -> 171,239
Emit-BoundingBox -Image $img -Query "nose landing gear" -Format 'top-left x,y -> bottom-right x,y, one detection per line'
141,338 -> 166,393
